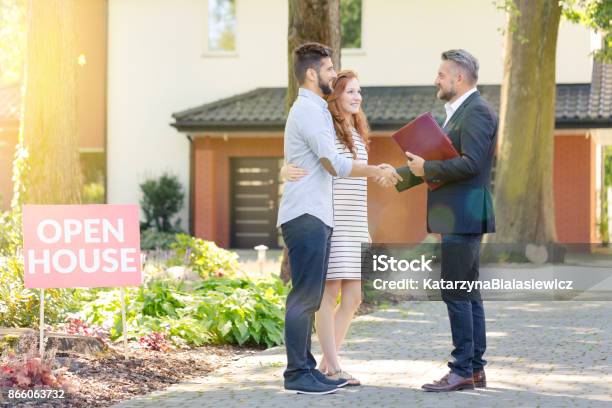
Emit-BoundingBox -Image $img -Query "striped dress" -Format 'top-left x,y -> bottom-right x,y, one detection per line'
326,129 -> 369,280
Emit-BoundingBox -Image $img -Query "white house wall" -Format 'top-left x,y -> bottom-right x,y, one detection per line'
107,0 -> 593,230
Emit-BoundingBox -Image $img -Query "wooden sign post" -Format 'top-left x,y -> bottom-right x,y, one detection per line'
39,289 -> 44,357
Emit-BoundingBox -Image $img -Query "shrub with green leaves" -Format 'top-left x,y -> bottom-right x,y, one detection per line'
78,277 -> 288,348
0,256 -> 75,328
193,278 -> 287,347
74,287 -> 138,341
0,210 -> 22,256
140,229 -> 178,250
82,182 -> 105,204
140,173 -> 184,232
169,234 -> 240,279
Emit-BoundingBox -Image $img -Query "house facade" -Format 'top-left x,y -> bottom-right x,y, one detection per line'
2,1 -> 609,248
106,0 -> 604,243
172,80 -> 611,248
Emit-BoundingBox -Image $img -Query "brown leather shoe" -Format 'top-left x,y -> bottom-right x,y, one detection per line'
422,372 -> 474,392
422,372 -> 451,388
473,369 -> 487,388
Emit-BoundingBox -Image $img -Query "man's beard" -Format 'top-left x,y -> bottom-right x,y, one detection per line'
437,85 -> 456,101
318,76 -> 333,95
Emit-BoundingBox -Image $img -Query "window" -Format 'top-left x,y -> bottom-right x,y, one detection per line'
341,0 -> 362,49
208,0 -> 236,52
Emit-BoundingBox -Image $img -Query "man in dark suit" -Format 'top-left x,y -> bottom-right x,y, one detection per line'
395,49 -> 498,392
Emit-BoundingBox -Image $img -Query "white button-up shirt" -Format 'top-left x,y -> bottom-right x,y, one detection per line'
277,88 -> 353,228
443,87 -> 478,127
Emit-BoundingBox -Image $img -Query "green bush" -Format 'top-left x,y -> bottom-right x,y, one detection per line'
169,234 -> 240,279
140,280 -> 184,318
79,277 -> 288,348
0,256 -> 75,328
0,210 -> 76,328
0,210 -> 21,256
193,278 -> 287,347
74,288 -> 137,340
140,173 -> 184,232
82,182 -> 105,204
140,229 -> 178,250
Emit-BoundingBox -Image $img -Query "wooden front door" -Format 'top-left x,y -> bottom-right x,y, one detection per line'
230,157 -> 282,248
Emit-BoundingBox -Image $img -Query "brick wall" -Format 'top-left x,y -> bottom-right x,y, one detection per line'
193,132 -> 597,247
553,134 -> 597,243
193,135 -> 284,248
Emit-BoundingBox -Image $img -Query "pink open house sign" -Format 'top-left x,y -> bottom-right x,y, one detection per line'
22,205 -> 142,289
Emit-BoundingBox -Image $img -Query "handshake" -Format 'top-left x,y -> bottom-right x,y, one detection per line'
374,163 -> 402,188
280,162 -> 402,187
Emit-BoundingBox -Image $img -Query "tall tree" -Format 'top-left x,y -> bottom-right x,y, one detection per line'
13,0 -> 82,206
285,0 -> 341,111
493,0 -> 562,244
281,0 -> 341,283
493,0 -> 611,245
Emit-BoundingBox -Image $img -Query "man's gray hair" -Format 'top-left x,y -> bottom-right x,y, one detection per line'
441,49 -> 479,83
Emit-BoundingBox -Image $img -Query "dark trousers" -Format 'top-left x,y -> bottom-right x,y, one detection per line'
281,214 -> 332,381
441,233 -> 487,378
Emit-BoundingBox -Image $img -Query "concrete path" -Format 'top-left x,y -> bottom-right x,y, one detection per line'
114,301 -> 612,408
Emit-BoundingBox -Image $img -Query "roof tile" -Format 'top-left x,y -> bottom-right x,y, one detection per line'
173,83 -> 612,131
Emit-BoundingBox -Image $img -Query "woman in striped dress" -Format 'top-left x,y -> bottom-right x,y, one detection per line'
281,70 -> 383,385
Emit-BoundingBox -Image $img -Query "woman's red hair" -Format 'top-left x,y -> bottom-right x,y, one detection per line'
326,70 -> 370,159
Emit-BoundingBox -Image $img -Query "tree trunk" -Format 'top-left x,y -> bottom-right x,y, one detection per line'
280,0 -> 341,284
15,0 -> 82,206
285,0 -> 341,112
493,0 -> 560,244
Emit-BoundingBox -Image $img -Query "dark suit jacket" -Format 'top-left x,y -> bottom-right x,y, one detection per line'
395,91 -> 498,234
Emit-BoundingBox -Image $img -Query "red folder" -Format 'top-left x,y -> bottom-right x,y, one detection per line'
391,112 -> 459,190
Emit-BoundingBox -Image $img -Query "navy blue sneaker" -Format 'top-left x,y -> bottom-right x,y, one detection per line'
311,369 -> 349,388
284,372 -> 338,395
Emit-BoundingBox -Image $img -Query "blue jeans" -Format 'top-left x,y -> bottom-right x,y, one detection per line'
281,214 -> 332,381
441,233 -> 487,378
